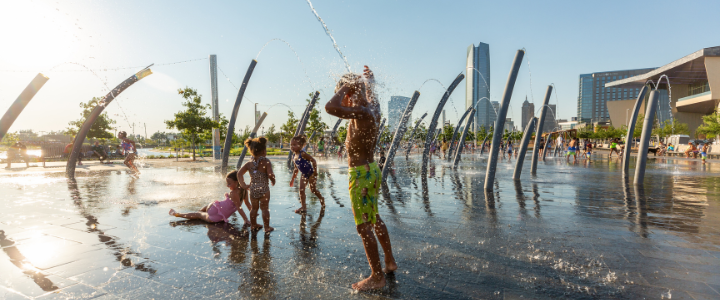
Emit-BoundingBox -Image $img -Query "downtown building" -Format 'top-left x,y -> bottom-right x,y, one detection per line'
466,42 -> 494,130
605,46 -> 720,137
523,97 -> 557,132
577,68 -> 658,125
388,96 -> 412,133
521,97 -> 534,130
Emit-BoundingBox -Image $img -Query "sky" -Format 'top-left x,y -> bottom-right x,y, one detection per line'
1,0 -> 719,138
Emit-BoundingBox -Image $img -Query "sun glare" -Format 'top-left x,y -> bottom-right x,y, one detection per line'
0,1 -> 78,69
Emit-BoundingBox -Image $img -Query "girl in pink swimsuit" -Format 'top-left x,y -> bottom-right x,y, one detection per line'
169,170 -> 252,226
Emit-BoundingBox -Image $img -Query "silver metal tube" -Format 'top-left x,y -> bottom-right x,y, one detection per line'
0,73 -> 49,141
405,112 -> 427,158
67,67 -> 152,178
375,118 -> 386,151
236,112 -> 268,169
634,90 -> 659,185
209,55 -> 221,160
421,74 -> 464,174
448,106 -> 474,161
382,91 -> 420,182
484,50 -> 524,191
222,60 -> 257,171
531,86 -> 552,174
452,108 -> 475,168
287,91 -> 320,168
513,117 -> 536,180
622,85 -> 649,174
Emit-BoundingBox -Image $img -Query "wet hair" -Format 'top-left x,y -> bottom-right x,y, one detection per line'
291,135 -> 306,146
226,170 -> 239,182
334,73 -> 362,93
118,131 -> 127,138
244,136 -> 267,156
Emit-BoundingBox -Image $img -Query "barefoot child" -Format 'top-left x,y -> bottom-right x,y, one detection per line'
701,143 -> 709,164
118,131 -> 140,175
238,137 -> 276,233
290,135 -> 325,214
325,66 -> 397,291
169,170 -> 252,225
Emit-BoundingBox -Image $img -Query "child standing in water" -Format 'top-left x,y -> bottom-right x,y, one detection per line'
325,66 -> 397,291
290,135 -> 325,214
701,143 -> 709,164
238,137 -> 276,233
169,170 -> 252,226
118,131 -> 140,175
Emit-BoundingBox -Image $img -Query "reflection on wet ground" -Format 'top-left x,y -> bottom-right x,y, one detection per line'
1,154 -> 719,299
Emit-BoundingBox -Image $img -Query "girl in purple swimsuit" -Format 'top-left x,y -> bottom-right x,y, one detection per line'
169,170 -> 252,226
290,136 -> 325,214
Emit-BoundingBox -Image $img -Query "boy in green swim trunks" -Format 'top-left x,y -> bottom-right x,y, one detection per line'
325,66 -> 397,291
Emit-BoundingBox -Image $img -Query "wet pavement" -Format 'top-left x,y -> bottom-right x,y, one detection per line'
1,154 -> 719,299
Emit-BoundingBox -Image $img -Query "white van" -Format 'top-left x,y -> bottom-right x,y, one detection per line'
667,135 -> 690,146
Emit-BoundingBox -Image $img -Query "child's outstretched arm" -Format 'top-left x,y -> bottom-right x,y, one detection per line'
237,163 -> 250,190
264,159 -> 276,186
229,189 -> 250,224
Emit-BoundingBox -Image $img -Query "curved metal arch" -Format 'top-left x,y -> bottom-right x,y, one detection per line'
0,73 -> 49,141
421,73 -> 465,175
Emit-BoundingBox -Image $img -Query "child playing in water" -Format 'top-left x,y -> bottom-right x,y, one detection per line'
325,66 -> 397,291
701,143 -> 709,164
238,137 -> 276,233
290,135 -> 325,214
118,131 -> 140,175
169,170 -> 252,226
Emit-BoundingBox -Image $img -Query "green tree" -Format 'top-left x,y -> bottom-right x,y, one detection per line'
266,124 -> 280,143
280,110 -> 299,145
1,132 -> 19,146
441,124 -> 454,142
304,93 -> 328,143
238,125 -> 252,144
200,113 -> 237,145
697,113 -> 720,139
653,118 -> 689,138
67,97 -> 116,140
165,87 -> 219,161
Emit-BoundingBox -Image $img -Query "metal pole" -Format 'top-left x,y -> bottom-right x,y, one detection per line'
448,107 -> 474,162
0,73 -> 49,141
405,112 -> 427,158
531,86 -> 553,174
484,50 -> 524,191
452,108 -> 475,168
236,112 -> 268,169
513,117 -> 536,180
634,90 -> 659,185
209,55 -> 221,160
287,91 -> 319,167
67,67 -> 153,178
622,85 -> 649,174
382,91 -> 420,183
374,118 -> 386,151
222,60 -> 257,171
420,74 -> 464,174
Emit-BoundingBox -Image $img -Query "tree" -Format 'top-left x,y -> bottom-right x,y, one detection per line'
200,113 -> 237,145
1,132 -> 19,146
280,110 -> 299,145
441,124 -> 454,142
265,124 -> 280,143
165,87 -> 219,161
697,113 -> 720,139
304,93 -> 328,143
653,118 -> 689,138
151,131 -> 168,141
238,125 -> 252,144
336,124 -> 347,144
67,97 -> 116,140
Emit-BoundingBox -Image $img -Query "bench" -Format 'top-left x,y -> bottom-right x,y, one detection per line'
39,144 -> 113,167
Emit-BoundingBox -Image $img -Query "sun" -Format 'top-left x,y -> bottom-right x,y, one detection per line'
0,1 -> 78,69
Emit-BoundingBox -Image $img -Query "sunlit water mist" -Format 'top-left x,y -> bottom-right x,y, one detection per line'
304,0 -> 351,73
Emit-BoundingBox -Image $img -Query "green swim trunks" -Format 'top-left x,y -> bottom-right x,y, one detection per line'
348,162 -> 381,225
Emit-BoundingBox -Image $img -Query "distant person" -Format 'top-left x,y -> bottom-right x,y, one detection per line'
701,143 -> 709,164
583,140 -> 593,159
566,138 -> 578,162
169,170 -> 252,226
609,138 -> 620,159
685,142 -> 697,159
317,138 -> 325,158
5,142 -> 30,168
238,137 -> 275,233
289,135 -> 325,214
64,139 -> 82,166
91,141 -> 108,164
667,143 -> 675,152
378,150 -> 386,170
325,67 -> 397,291
118,131 -> 140,175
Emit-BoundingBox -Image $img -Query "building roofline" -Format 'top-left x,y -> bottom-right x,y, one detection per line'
606,46 -> 720,87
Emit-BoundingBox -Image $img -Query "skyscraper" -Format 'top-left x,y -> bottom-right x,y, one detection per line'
388,96 -> 411,133
543,104 -> 557,132
521,96 -> 534,130
466,42 -> 492,130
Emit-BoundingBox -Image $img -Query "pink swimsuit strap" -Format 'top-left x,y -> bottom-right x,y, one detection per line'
211,196 -> 236,222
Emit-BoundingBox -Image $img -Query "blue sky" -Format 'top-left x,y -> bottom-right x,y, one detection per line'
1,0 -> 718,137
